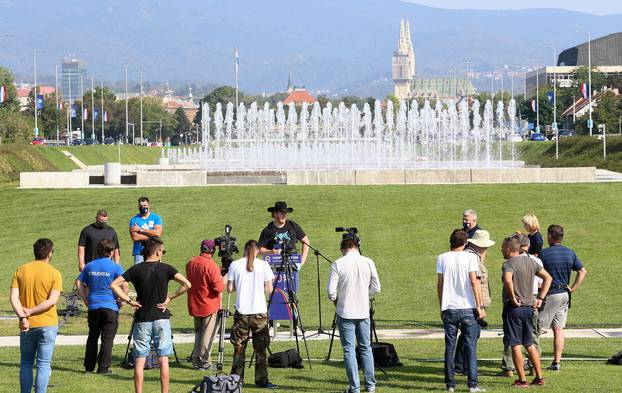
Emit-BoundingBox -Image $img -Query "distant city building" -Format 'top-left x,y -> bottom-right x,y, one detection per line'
61,57 -> 87,103
392,20 -> 474,100
283,87 -> 316,105
560,87 -> 620,129
526,32 -> 622,95
15,84 -> 56,111
162,86 -> 199,122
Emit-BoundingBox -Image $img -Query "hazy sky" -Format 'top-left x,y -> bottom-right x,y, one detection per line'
407,0 -> 622,15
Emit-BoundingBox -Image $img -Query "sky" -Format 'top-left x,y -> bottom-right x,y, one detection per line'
406,0 -> 622,15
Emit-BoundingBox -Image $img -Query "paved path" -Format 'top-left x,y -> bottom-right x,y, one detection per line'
596,169 -> 622,182
0,328 -> 620,348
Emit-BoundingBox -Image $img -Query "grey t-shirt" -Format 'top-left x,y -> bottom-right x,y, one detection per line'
502,255 -> 542,307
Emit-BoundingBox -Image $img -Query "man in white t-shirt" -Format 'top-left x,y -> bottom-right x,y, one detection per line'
227,240 -> 277,389
437,229 -> 486,393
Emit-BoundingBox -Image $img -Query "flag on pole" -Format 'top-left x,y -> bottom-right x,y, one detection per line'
71,104 -> 77,118
93,108 -> 99,120
0,85 -> 6,103
104,111 -> 108,122
581,83 -> 589,100
234,48 -> 239,73
83,108 -> 88,120
530,99 -> 537,112
36,94 -> 45,110
546,91 -> 554,104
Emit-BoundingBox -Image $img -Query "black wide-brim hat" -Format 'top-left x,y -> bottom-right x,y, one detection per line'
268,201 -> 293,213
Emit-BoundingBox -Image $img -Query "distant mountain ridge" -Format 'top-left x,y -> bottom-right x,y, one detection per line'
1,0 -> 621,97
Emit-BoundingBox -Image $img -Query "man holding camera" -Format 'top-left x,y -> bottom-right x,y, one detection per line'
437,229 -> 485,393
111,238 -> 191,393
129,197 -> 163,265
259,201 -> 309,267
78,209 -> 120,271
500,236 -> 552,387
186,239 -> 225,370
327,237 -> 381,393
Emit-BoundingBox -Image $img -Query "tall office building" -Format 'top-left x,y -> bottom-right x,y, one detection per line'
60,57 -> 87,103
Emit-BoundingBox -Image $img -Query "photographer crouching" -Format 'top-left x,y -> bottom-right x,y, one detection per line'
327,236 -> 381,393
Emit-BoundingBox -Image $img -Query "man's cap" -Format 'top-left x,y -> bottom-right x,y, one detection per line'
467,230 -> 495,248
201,239 -> 216,252
267,201 -> 293,213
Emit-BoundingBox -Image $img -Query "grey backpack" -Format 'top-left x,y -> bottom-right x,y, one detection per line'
191,374 -> 242,393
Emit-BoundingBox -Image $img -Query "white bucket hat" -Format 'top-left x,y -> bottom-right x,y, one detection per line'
468,230 -> 495,248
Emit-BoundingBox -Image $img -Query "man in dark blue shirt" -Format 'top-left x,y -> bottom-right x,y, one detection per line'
538,224 -> 587,371
76,239 -> 127,374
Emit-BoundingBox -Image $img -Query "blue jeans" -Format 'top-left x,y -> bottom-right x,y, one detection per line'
20,325 -> 58,393
442,309 -> 479,389
132,319 -> 173,357
337,315 -> 376,393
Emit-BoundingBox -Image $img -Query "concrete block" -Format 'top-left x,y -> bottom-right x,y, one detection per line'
317,170 -> 356,185
104,162 -> 121,185
355,170 -> 405,184
471,168 -> 541,183
539,167 -> 596,183
20,171 -> 90,188
136,170 -> 206,186
287,170 -> 319,185
405,169 -> 471,184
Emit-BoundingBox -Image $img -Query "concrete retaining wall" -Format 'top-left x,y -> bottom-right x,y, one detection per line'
136,171 -> 207,187
20,171 -> 90,188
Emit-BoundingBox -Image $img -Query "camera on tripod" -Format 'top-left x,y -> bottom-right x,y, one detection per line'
335,226 -> 361,247
214,224 -> 239,275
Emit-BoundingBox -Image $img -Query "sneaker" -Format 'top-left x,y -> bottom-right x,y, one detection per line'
469,387 -> 487,392
447,388 -> 455,392
531,378 -> 546,386
256,381 -> 278,389
512,380 -> 529,388
96,369 -> 112,375
548,362 -> 561,371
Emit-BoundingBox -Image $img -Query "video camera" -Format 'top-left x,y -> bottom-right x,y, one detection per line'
335,226 -> 361,247
215,224 -> 239,275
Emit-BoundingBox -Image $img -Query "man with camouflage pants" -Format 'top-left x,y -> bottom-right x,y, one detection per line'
227,240 -> 277,389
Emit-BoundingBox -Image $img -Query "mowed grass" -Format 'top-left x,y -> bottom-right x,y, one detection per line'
36,145 -> 163,167
0,183 -> 620,337
0,338 -> 620,392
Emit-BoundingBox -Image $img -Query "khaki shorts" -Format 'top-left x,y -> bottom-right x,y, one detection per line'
539,292 -> 569,329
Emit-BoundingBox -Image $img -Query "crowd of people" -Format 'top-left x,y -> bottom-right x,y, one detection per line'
8,199 -> 587,393
437,209 -> 588,391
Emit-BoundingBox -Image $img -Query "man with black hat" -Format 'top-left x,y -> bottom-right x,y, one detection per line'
259,201 -> 309,267
186,239 -> 225,370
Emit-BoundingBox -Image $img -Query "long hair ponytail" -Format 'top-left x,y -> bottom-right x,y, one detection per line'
244,239 -> 258,272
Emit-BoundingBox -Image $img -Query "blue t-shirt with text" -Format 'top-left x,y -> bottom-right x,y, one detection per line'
129,212 -> 163,255
540,244 -> 584,295
77,257 -> 125,311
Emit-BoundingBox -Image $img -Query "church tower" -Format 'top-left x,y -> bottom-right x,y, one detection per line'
392,19 -> 416,100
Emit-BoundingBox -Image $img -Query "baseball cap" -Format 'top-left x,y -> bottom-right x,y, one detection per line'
201,239 -> 216,252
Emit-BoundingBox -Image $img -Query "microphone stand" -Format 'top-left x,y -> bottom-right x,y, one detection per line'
297,237 -> 335,339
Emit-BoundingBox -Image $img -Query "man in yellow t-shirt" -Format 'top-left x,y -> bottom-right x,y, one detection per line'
10,238 -> 62,393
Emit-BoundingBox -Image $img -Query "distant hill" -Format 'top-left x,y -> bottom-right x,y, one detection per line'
2,0 -> 622,97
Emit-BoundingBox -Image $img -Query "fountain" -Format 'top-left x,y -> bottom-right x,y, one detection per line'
165,98 -> 521,171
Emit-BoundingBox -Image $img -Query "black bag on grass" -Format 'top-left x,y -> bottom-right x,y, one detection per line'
356,342 -> 402,368
607,351 -> 622,365
191,374 -> 242,393
122,344 -> 160,370
268,348 -> 304,369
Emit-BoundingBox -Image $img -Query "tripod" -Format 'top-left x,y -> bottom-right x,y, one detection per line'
250,250 -> 312,369
122,314 -> 180,368
297,237 -> 334,340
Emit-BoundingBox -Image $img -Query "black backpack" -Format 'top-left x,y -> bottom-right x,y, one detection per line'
268,348 -> 304,369
122,343 -> 160,370
191,374 -> 242,393
607,351 -> 622,365
356,342 -> 402,368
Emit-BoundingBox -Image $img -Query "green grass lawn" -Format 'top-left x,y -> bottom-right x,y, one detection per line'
37,145 -> 163,167
0,338 -> 620,392
1,183 -> 621,337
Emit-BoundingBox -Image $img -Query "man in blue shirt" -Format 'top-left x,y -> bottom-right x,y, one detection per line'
129,196 -> 163,264
76,239 -> 127,374
538,224 -> 587,371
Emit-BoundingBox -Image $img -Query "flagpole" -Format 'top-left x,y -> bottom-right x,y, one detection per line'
55,64 -> 59,140
80,75 -> 84,139
124,64 -> 129,144
553,48 -> 558,160
33,50 -> 38,138
536,63 -> 539,133
68,69 -> 72,141
140,70 -> 143,145
588,31 -> 593,136
91,77 -> 95,140
101,80 -> 105,142
234,47 -> 239,109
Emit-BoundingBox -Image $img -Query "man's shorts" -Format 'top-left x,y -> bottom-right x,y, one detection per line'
132,319 -> 173,358
503,306 -> 535,347
538,292 -> 569,329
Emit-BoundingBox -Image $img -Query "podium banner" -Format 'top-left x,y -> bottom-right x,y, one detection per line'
265,254 -> 301,321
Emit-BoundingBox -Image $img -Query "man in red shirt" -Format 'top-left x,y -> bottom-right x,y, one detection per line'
186,239 -> 225,370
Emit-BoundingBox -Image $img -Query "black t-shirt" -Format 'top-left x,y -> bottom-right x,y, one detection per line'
528,231 -> 544,256
258,220 -> 305,252
466,224 -> 481,239
78,223 -> 120,263
122,262 -> 178,322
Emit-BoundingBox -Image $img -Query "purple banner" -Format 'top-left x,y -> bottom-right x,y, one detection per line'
265,254 -> 301,321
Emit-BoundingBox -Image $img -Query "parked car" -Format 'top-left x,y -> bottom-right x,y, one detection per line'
103,137 -> 115,145
72,138 -> 84,145
31,138 -> 46,145
528,133 -> 546,141
84,138 -> 99,145
508,134 -> 523,142
558,129 -> 575,138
